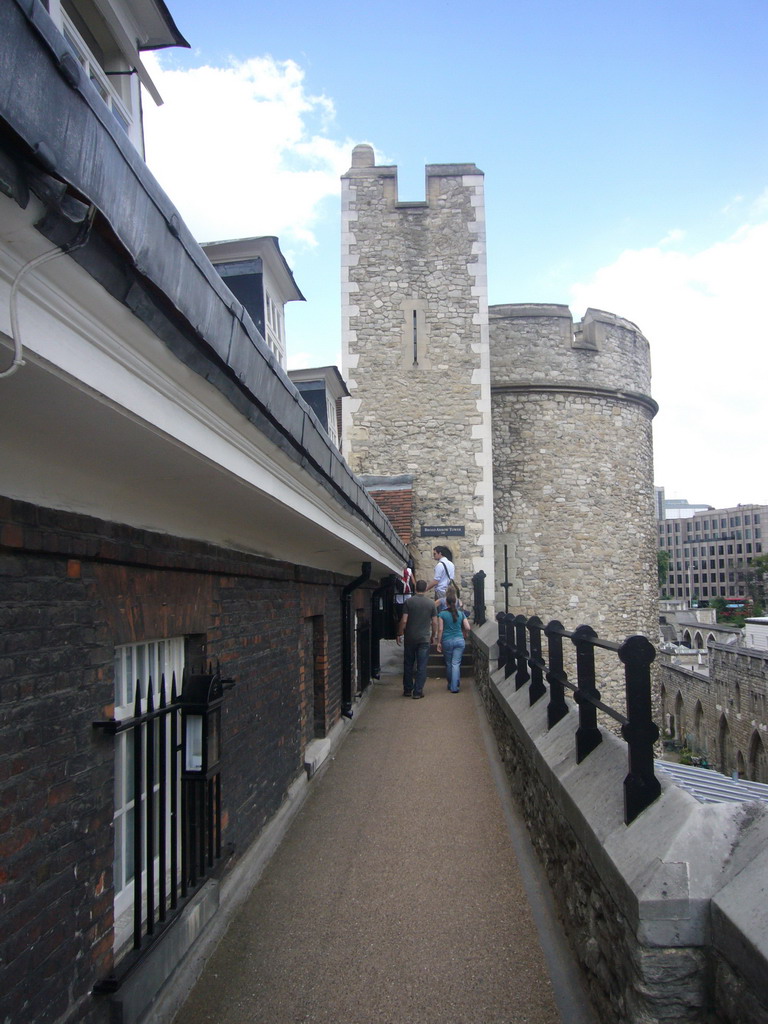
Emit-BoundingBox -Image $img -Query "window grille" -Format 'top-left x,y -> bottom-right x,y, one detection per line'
93,638 -> 227,992
112,639 -> 185,948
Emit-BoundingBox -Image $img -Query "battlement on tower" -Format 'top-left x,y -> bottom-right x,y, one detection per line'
489,302 -> 653,399
343,145 -> 483,208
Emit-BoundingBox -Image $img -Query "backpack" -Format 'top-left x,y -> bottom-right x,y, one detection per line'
394,566 -> 414,597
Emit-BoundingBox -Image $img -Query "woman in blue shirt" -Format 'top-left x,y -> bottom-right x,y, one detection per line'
436,589 -> 470,692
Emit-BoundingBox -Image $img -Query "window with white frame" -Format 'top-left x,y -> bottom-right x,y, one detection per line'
325,394 -> 339,446
264,291 -> 286,365
59,2 -> 135,139
113,638 -> 185,948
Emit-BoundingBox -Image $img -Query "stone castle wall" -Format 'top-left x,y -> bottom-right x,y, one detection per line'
489,305 -> 658,703
341,144 -> 495,593
340,149 -> 659,681
660,646 -> 768,779
490,303 -> 652,392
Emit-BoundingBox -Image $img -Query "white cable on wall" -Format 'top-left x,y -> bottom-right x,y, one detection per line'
2,206 -> 96,379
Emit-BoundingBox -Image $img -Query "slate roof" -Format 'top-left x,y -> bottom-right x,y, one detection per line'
0,0 -> 407,567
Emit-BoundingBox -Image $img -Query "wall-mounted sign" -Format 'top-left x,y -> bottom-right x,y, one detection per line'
421,526 -> 465,537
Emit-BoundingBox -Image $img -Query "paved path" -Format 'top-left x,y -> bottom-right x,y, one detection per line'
172,669 -> 596,1024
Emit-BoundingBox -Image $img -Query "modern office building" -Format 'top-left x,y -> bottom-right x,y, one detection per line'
658,504 -> 766,603
655,486 -> 714,520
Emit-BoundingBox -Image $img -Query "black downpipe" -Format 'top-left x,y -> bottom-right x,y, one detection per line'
341,562 -> 371,718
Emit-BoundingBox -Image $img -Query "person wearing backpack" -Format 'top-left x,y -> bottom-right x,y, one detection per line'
426,545 -> 456,603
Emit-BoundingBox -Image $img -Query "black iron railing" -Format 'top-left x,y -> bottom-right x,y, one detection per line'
92,672 -> 224,991
495,613 -> 660,824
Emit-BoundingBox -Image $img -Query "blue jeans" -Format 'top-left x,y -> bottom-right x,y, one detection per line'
442,637 -> 465,692
403,641 -> 430,695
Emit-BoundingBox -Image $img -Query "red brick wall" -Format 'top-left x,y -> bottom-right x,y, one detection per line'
368,487 -> 413,545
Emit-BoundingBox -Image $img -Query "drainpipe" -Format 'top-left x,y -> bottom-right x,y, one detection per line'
341,562 -> 371,718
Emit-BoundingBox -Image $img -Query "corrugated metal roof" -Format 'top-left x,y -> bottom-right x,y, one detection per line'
656,760 -> 768,805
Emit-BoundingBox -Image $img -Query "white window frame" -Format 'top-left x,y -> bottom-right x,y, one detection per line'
113,638 -> 185,952
325,393 -> 339,446
60,9 -> 134,138
264,290 -> 286,366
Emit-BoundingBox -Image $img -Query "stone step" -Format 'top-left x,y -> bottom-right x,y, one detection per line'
427,649 -> 473,677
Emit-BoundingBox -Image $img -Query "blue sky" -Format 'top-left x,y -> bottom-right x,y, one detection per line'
142,0 -> 767,509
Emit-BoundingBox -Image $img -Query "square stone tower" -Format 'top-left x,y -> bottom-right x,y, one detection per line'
341,144 -> 496,599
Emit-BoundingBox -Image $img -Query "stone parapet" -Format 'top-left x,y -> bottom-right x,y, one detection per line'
490,304 -> 652,395
472,627 -> 768,1024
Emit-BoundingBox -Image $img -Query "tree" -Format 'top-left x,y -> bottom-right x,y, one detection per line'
657,549 -> 671,590
736,554 -> 768,614
712,596 -> 727,620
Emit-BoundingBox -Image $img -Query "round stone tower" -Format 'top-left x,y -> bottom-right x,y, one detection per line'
340,146 -> 659,708
490,303 -> 658,698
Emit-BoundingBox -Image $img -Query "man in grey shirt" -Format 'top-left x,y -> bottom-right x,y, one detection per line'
396,579 -> 437,699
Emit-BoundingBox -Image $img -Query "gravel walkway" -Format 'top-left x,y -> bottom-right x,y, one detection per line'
172,669 -> 595,1024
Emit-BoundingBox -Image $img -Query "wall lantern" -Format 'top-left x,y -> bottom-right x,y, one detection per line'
180,667 -> 227,779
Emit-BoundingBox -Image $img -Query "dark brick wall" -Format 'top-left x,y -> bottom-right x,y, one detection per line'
0,496 -> 361,1024
0,540 -> 114,1024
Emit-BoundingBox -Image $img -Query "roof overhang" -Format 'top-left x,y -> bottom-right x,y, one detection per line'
123,0 -> 190,50
0,3 -> 407,578
202,236 -> 306,304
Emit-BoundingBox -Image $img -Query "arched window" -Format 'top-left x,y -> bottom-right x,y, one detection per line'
718,714 -> 732,775
675,691 -> 685,745
660,684 -> 669,736
694,632 -> 704,650
683,630 -> 692,648
748,732 -> 767,783
737,751 -> 746,779
694,701 -> 704,753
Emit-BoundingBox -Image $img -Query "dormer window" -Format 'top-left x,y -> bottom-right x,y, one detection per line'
202,237 -> 305,371
61,4 -> 133,135
46,0 -> 189,155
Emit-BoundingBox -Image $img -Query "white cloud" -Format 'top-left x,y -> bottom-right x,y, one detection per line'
141,54 -> 353,246
286,350 -> 316,371
569,215 -> 768,509
659,228 -> 685,246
